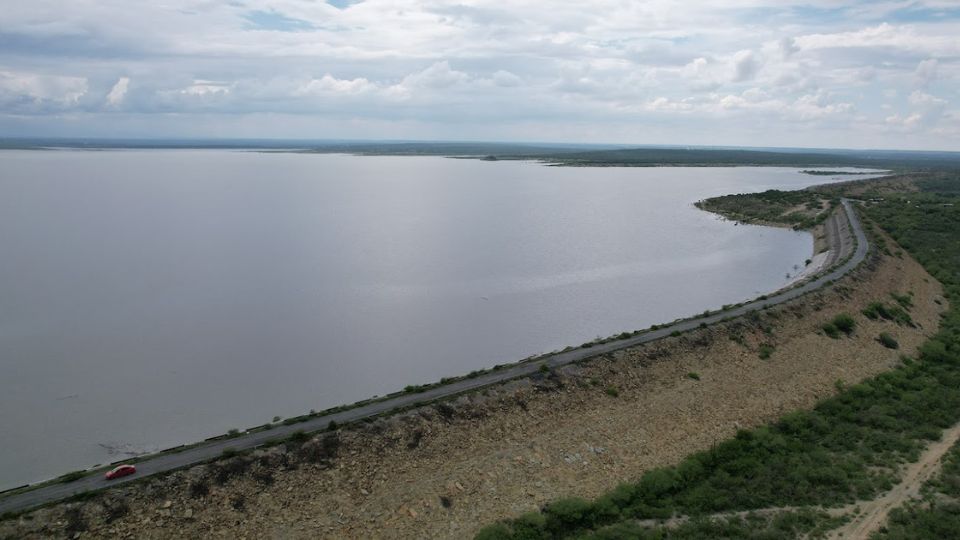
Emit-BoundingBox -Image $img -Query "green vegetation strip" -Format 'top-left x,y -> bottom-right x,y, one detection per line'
477,174 -> 960,539
696,189 -> 838,230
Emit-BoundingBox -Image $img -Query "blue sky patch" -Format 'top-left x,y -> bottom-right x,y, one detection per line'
327,0 -> 362,9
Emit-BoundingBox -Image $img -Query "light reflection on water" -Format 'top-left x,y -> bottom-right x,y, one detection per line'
0,150 -> 878,487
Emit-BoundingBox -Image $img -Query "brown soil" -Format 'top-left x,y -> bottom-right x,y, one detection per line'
1,243 -> 945,540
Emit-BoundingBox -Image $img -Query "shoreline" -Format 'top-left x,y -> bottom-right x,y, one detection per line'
4,195 -> 948,540
0,199 -> 866,515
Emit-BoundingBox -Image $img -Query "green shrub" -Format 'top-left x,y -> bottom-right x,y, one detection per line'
687,372 -> 701,381
862,302 -> 886,320
474,523 -> 513,540
758,344 -> 775,359
879,332 -> 899,349
605,386 -> 619,398
544,498 -> 594,533
890,292 -> 913,309
822,322 -> 840,339
288,430 -> 309,444
59,470 -> 85,483
832,314 -> 856,335
863,302 -> 913,326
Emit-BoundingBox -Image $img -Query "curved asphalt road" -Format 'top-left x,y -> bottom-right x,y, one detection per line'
0,199 -> 868,515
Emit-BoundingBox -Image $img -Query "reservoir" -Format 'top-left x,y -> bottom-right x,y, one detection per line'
0,150 -> 857,488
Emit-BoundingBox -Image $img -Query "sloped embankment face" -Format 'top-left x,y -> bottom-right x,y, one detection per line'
1,239 -> 944,540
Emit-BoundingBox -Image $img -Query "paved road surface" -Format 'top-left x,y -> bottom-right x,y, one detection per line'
0,199 -> 868,515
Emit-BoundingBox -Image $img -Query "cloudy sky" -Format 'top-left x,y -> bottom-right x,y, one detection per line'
1,1 -> 958,149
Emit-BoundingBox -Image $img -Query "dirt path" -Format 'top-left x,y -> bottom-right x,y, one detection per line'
634,505 -> 849,529
826,422 -> 960,539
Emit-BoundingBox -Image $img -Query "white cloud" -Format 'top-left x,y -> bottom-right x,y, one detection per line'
794,23 -> 960,56
779,37 -> 799,59
296,74 -> 375,96
384,61 -> 471,100
106,76 -> 129,106
886,90 -> 948,131
0,70 -> 88,105
180,80 -> 232,96
731,50 -> 758,82
791,92 -> 853,120
0,1 -> 959,148
915,58 -> 938,88
491,70 -> 521,87
908,90 -> 946,108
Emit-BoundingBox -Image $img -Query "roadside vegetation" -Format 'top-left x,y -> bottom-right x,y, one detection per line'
476,172 -> 960,539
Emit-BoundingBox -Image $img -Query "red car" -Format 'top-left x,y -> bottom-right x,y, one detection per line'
105,464 -> 137,480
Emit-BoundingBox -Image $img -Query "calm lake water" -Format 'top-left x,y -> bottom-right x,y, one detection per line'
0,150 -> 858,487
